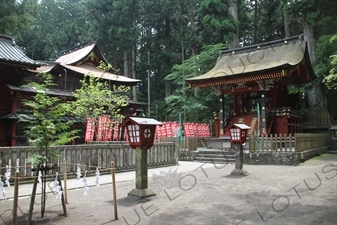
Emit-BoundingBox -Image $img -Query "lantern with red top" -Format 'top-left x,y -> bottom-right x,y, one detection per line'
120,117 -> 162,198
121,117 -> 162,150
228,123 -> 251,144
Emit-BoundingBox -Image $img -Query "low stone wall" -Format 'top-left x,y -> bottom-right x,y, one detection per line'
243,146 -> 329,165
297,146 -> 329,162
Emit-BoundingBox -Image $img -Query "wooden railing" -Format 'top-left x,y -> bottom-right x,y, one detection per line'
302,107 -> 332,125
158,136 -> 203,151
249,134 -> 295,151
248,133 -> 330,152
295,133 -> 331,151
0,142 -> 176,179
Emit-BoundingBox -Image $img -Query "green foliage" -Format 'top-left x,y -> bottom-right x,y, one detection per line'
323,35 -> 337,89
288,0 -> 337,37
4,0 -> 337,122
165,43 -> 227,121
0,0 -> 38,37
198,0 -> 236,44
72,63 -> 130,140
20,73 -> 79,165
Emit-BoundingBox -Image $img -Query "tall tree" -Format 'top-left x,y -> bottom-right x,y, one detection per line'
198,0 -> 236,45
0,0 -> 39,39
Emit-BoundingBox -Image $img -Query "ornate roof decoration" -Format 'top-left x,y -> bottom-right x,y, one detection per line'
186,35 -> 315,88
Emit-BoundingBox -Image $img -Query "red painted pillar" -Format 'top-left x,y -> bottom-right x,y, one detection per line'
215,118 -> 220,138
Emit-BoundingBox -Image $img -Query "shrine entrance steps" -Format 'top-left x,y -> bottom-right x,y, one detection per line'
195,149 -> 235,164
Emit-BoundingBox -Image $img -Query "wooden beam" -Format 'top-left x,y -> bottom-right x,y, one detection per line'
223,85 -> 261,94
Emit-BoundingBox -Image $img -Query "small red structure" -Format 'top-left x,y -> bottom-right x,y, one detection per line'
186,35 -> 315,137
228,123 -> 251,144
121,117 -> 162,149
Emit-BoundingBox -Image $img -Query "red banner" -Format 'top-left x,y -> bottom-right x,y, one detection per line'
97,115 -> 112,141
85,118 -> 95,142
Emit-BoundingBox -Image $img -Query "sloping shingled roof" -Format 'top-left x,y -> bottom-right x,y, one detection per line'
0,34 -> 42,68
60,64 -> 140,85
56,42 -> 98,65
186,35 -> 314,88
52,40 -> 140,85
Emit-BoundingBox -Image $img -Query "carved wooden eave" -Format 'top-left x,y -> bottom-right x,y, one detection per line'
186,35 -> 315,90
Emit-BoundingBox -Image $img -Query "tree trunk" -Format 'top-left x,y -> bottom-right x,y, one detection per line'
228,0 -> 239,48
131,0 -> 137,102
283,0 -> 290,38
132,44 -> 137,102
164,17 -> 171,98
304,22 -> 316,66
123,50 -> 128,77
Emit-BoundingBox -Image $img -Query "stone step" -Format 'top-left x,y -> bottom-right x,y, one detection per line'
196,154 -> 235,158
195,149 -> 235,164
197,150 -> 235,155
194,157 -> 235,163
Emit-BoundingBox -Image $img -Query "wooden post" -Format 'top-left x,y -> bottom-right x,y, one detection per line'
63,159 -> 68,204
27,164 -> 40,225
58,175 -> 67,217
12,171 -> 20,225
111,161 -> 118,220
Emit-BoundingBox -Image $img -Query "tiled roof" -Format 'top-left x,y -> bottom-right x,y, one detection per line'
6,84 -> 73,97
0,34 -> 42,68
186,35 -> 315,88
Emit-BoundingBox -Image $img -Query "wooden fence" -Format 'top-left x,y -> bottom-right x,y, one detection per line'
248,133 -> 330,152
158,136 -> 208,151
294,133 -> 331,151
0,142 -> 176,179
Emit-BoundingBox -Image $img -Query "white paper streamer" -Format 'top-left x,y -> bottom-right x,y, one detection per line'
95,167 -> 100,187
76,164 -> 81,179
0,181 -> 6,200
83,170 -> 89,195
53,172 -> 62,199
5,165 -> 11,187
38,171 -> 42,184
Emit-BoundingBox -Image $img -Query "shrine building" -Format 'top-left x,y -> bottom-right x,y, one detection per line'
186,35 -> 315,137
0,35 -> 143,146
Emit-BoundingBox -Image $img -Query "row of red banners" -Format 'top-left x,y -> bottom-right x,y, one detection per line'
85,116 -> 122,142
155,121 -> 211,138
85,117 -> 211,142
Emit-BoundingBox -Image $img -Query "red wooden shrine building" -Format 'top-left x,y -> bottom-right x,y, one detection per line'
0,34 -> 143,146
186,35 -> 315,137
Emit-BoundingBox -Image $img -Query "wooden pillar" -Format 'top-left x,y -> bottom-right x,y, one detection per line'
261,91 -> 267,135
219,94 -> 224,135
11,92 -> 18,146
214,118 -> 220,138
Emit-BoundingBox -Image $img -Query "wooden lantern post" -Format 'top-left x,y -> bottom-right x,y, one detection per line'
228,123 -> 251,175
121,117 -> 162,198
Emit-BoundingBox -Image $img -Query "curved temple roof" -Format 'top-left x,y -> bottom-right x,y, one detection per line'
53,40 -> 140,85
186,35 -> 315,88
60,64 -> 141,85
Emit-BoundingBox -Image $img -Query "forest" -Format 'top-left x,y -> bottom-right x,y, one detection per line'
1,0 -> 337,122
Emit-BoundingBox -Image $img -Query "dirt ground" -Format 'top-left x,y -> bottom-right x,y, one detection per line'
1,153 -> 336,225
